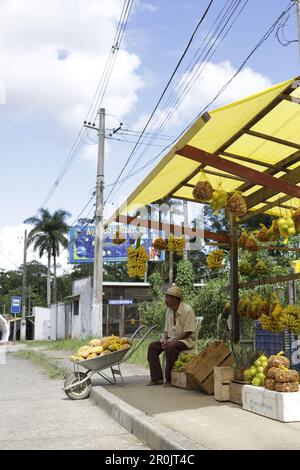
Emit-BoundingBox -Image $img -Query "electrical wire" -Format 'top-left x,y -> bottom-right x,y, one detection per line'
106,0 -> 246,202
105,1 -> 296,204
104,0 -> 215,204
122,0 -> 248,182
39,0 -> 134,210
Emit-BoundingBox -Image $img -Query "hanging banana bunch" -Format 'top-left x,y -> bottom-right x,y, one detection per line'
127,245 -> 148,279
206,249 -> 224,269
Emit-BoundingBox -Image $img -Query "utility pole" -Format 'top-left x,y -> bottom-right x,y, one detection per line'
20,230 -> 27,341
90,108 -> 105,337
183,200 -> 189,260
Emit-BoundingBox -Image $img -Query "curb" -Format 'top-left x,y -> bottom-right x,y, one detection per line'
90,386 -> 206,450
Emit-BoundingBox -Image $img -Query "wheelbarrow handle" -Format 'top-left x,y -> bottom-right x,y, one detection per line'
119,324 -> 157,363
129,324 -> 145,341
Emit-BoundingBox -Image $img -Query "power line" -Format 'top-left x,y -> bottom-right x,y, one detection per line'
104,0 -> 215,204
105,0 -> 296,204
121,0 -> 248,183
39,0 -> 134,210
106,0 -> 246,202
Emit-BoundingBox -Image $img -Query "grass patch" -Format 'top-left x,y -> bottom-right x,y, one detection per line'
15,349 -> 68,380
21,338 -> 92,352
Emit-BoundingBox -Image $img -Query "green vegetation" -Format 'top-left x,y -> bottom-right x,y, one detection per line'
175,260 -> 195,302
24,208 -> 71,306
21,338 -> 92,351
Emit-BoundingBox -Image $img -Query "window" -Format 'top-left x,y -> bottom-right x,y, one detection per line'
73,299 -> 79,316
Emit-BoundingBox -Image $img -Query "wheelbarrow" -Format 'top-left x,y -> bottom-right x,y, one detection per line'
63,325 -> 156,400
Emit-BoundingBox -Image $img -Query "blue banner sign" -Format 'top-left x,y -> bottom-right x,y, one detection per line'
10,296 -> 22,316
69,224 -> 165,263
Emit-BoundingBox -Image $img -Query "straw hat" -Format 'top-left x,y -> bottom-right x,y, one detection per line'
165,286 -> 182,299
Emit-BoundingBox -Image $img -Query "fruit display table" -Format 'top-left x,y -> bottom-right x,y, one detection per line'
242,385 -> 300,422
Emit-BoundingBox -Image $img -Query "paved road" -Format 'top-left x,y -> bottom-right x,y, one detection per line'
0,354 -> 148,450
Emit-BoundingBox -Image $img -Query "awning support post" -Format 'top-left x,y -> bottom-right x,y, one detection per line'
230,214 -> 240,344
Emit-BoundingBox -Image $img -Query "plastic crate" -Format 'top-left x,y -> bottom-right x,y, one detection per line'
255,325 -> 285,356
255,324 -> 299,371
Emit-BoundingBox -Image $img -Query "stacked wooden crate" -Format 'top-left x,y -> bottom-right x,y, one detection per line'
214,366 -> 235,401
184,341 -> 235,394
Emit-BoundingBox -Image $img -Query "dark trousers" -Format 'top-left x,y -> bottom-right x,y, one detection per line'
147,340 -> 186,382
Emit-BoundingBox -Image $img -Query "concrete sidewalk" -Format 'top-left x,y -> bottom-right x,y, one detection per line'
9,344 -> 300,450
0,353 -> 148,450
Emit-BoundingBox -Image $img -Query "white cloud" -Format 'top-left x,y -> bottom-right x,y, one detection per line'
163,61 -> 273,128
0,224 -> 70,274
133,60 -> 272,133
0,0 -> 145,133
136,2 -> 159,12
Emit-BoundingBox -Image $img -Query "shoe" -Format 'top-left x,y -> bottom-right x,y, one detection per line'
163,381 -> 172,387
147,379 -> 163,386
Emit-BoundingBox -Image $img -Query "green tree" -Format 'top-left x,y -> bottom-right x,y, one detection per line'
24,208 -> 70,306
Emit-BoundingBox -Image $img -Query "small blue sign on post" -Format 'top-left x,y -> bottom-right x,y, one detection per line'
10,296 -> 22,316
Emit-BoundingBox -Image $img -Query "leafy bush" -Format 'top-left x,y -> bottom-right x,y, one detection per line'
175,260 -> 195,302
142,298 -> 166,332
192,277 -> 230,338
148,272 -> 164,299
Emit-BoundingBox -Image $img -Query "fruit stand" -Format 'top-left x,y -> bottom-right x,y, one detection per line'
106,77 -> 300,420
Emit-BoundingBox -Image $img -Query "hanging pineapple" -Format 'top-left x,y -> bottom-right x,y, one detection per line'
256,224 -> 269,242
266,219 -> 280,241
245,233 -> 259,252
239,259 -> 252,276
253,259 -> 268,276
238,230 -> 249,249
292,208 -> 300,232
227,191 -> 247,217
192,170 -> 214,202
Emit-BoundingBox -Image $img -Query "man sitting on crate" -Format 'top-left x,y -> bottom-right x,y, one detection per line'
147,286 -> 196,387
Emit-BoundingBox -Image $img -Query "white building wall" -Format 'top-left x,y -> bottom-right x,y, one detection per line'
72,277 -> 92,339
33,307 -> 50,340
50,303 -> 66,340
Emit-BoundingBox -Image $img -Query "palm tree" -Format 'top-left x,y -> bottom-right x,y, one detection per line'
24,208 -> 71,307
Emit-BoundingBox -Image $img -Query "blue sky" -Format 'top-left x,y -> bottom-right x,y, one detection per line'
0,0 -> 299,270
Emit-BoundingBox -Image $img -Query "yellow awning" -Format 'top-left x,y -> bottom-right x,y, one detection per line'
109,77 -> 300,222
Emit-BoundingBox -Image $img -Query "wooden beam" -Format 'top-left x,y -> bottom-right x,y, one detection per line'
176,145 -> 300,200
244,129 -> 300,150
222,151 -> 290,173
239,194 -> 291,222
245,163 -> 300,209
201,169 -> 245,183
236,149 -> 300,194
282,93 -> 300,105
217,80 -> 300,154
238,272 -> 300,289
114,214 -> 230,243
258,245 -> 300,252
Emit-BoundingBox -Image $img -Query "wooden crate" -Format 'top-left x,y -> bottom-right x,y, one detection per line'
214,366 -> 235,401
171,369 -> 197,390
185,341 -> 234,395
229,380 -> 244,406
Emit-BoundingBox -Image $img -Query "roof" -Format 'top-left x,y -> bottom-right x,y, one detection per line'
109,77 -> 300,222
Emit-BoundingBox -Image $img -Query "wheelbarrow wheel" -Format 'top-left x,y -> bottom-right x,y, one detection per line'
64,372 -> 92,400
